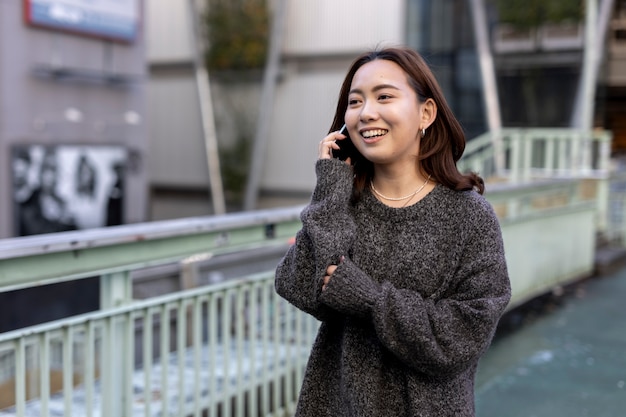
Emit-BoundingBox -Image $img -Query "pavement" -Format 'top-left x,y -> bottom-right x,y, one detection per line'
474,252 -> 626,417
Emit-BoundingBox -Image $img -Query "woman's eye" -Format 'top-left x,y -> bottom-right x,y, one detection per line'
378,94 -> 392,100
348,98 -> 361,106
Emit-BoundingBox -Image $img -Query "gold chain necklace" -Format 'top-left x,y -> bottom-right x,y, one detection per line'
370,175 -> 431,201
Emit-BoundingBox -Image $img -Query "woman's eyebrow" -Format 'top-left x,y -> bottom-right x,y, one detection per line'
349,84 -> 401,95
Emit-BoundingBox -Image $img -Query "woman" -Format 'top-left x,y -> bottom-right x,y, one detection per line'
275,46 -> 511,417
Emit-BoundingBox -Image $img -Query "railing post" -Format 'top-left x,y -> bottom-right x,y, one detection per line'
492,130 -> 505,177
100,271 -> 133,309
510,132 -> 521,183
545,135 -> 555,176
557,136 -> 567,174
581,131 -> 593,176
522,132 -> 533,182
595,131 -> 613,239
571,130 -> 582,174
100,271 -> 133,417
596,177 -> 610,239
62,326 -> 74,415
15,337 -> 26,417
598,131 -> 612,173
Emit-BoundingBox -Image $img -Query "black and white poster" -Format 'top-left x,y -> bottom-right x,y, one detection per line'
12,144 -> 127,236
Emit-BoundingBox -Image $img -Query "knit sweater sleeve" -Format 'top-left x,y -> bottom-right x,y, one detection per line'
274,158 -> 357,320
319,196 -> 511,377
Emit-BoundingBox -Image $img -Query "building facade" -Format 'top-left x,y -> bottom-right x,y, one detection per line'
0,0 -> 149,239
145,0 -> 624,217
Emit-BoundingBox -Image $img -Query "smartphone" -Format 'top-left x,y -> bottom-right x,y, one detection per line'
333,124 -> 356,161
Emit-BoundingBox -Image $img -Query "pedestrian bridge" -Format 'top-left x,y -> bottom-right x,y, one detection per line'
0,128 -> 623,416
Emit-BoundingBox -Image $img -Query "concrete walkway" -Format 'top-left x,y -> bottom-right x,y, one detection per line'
475,261 -> 626,417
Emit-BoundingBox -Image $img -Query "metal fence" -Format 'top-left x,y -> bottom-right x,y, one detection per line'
460,128 -> 615,237
459,128 -> 612,181
0,271 -> 318,417
0,207 -> 310,417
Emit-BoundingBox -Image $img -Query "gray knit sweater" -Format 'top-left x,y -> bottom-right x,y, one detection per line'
275,158 -> 511,417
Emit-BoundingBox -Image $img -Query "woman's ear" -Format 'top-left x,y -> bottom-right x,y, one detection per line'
420,98 -> 437,130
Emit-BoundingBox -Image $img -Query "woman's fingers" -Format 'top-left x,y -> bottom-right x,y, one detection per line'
322,264 -> 338,291
318,129 -> 347,159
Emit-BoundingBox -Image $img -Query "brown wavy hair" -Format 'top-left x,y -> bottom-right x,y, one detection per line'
329,46 -> 484,201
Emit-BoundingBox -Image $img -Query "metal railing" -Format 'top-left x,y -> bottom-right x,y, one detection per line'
0,272 -> 317,417
459,128 -> 612,181
0,207 -> 314,417
460,128 -> 614,235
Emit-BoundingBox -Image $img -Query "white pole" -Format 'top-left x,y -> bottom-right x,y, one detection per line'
571,0 -> 613,128
468,0 -> 504,174
579,0 -> 599,131
244,0 -> 288,211
188,0 -> 226,215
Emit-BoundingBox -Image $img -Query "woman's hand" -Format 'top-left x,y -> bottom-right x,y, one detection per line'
322,264 -> 337,291
318,129 -> 348,160
322,256 -> 345,291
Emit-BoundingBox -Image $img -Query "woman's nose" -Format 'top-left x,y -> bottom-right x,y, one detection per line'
359,100 -> 379,122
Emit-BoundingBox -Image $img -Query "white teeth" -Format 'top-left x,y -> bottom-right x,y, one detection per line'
362,129 -> 388,138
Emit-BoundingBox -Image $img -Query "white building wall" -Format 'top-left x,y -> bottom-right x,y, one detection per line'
283,0 -> 406,55
147,76 -> 208,187
144,0 -> 208,190
261,0 -> 406,195
264,68 -> 346,191
145,0 -> 194,63
145,0 -> 407,212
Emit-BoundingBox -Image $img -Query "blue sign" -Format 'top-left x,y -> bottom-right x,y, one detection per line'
25,0 -> 140,43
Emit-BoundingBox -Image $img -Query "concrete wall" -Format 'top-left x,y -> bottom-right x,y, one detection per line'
145,0 -> 203,189
145,0 -> 406,217
0,0 -> 149,238
282,0 -> 406,55
262,0 -> 406,196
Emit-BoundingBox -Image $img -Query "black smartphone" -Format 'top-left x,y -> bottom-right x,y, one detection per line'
333,124 -> 356,161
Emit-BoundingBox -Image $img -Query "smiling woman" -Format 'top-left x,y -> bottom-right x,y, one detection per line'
344,60 -> 433,177
274,46 -> 511,417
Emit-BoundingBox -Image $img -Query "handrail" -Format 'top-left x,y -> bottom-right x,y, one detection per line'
0,271 -> 318,417
0,206 -> 304,294
461,128 -> 613,237
460,128 -> 613,180
0,205 -> 305,260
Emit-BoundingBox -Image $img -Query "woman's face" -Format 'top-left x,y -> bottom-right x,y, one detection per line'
345,59 -> 429,166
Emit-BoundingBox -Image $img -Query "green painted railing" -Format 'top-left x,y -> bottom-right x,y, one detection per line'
0,208 -> 311,417
0,128 -> 620,417
0,271 -> 318,417
460,128 -> 612,180
460,128 -> 614,236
